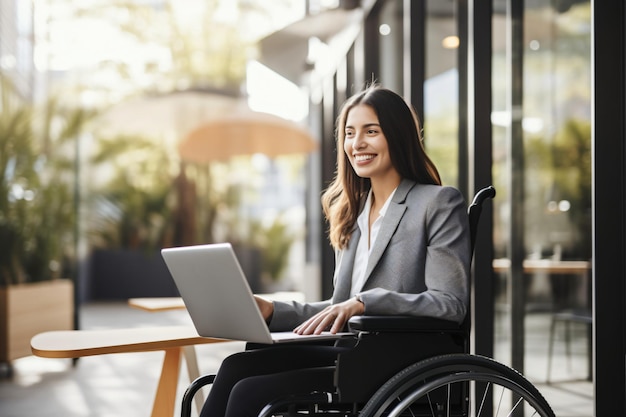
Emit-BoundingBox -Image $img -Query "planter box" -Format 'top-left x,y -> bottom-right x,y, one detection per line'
0,279 -> 74,362
88,247 -> 261,300
88,250 -> 180,300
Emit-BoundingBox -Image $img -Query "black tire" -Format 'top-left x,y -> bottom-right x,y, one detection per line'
360,353 -> 555,417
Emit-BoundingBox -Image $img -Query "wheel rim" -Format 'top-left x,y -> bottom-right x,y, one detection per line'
361,355 -> 554,417
383,371 -> 549,417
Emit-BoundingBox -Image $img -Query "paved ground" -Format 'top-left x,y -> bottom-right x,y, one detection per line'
0,301 -> 593,417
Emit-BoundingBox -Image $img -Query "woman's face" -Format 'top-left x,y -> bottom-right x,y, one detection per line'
344,104 -> 399,183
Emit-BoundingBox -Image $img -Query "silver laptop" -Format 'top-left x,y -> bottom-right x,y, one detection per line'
161,243 -> 353,344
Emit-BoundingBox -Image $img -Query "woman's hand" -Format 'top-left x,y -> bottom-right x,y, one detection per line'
294,297 -> 365,335
254,295 -> 274,323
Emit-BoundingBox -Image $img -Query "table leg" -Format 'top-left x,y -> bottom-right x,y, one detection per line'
183,345 -> 205,414
151,347 -> 182,417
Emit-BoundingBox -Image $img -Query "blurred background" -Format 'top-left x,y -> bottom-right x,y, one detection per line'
1,0 -> 598,416
1,0 -> 320,301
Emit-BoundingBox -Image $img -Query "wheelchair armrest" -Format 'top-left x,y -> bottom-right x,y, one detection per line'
337,316 -> 468,402
348,315 -> 462,333
181,374 -> 216,417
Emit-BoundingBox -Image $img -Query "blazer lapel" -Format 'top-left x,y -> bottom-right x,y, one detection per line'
362,179 -> 415,283
331,179 -> 416,301
331,226 -> 360,303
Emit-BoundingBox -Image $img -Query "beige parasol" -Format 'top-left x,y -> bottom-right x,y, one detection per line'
177,108 -> 318,163
94,88 -> 242,139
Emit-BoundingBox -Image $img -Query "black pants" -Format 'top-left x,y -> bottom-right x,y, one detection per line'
199,344 -> 349,417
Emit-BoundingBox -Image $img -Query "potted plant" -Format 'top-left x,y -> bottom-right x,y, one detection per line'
247,216 -> 296,292
0,75 -> 91,365
85,134 -> 181,299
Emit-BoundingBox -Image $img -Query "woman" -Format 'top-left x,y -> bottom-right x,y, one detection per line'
200,85 -> 470,417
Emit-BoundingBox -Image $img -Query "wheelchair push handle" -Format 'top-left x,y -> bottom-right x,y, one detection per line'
470,185 -> 496,208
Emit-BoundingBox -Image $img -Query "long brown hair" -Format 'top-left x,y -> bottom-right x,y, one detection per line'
321,85 -> 441,250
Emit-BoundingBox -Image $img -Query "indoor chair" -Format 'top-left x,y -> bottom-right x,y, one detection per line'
546,271 -> 592,382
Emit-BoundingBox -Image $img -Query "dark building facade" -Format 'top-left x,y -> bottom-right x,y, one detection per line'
261,1 -> 624,414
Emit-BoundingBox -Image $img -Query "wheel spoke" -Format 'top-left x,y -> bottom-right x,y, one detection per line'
427,392 -> 436,417
505,396 -> 524,417
495,384 -> 506,416
476,381 -> 492,417
360,355 -> 555,417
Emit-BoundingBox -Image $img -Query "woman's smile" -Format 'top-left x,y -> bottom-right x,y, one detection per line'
344,104 -> 399,184
353,153 -> 376,163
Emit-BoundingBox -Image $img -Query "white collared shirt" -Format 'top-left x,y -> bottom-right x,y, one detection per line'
349,187 -> 397,297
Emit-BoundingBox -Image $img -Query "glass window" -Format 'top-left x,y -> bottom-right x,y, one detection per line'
424,1 -> 459,186
492,0 -> 592,413
378,0 -> 404,94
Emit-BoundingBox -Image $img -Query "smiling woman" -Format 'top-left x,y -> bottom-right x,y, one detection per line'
197,85 -> 471,417
323,85 -> 442,250
343,104 -> 400,190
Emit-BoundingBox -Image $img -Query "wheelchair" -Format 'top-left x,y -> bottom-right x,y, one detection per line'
181,186 -> 556,417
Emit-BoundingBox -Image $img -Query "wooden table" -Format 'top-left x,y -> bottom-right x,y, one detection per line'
31,293 -> 304,416
128,297 -> 187,312
492,258 -> 591,275
127,297 -> 207,414
492,258 -> 592,380
31,322 -> 225,417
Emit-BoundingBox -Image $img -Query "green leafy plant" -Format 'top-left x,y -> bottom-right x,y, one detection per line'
87,135 -> 177,252
0,75 -> 94,285
248,216 -> 296,282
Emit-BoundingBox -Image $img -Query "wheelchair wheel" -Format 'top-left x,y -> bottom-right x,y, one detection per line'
360,353 -> 555,417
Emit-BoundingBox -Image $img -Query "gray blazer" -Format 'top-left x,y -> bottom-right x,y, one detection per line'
269,179 -> 471,331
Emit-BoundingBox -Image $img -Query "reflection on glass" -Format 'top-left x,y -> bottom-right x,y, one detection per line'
424,0 -> 459,186
491,1 -> 592,411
